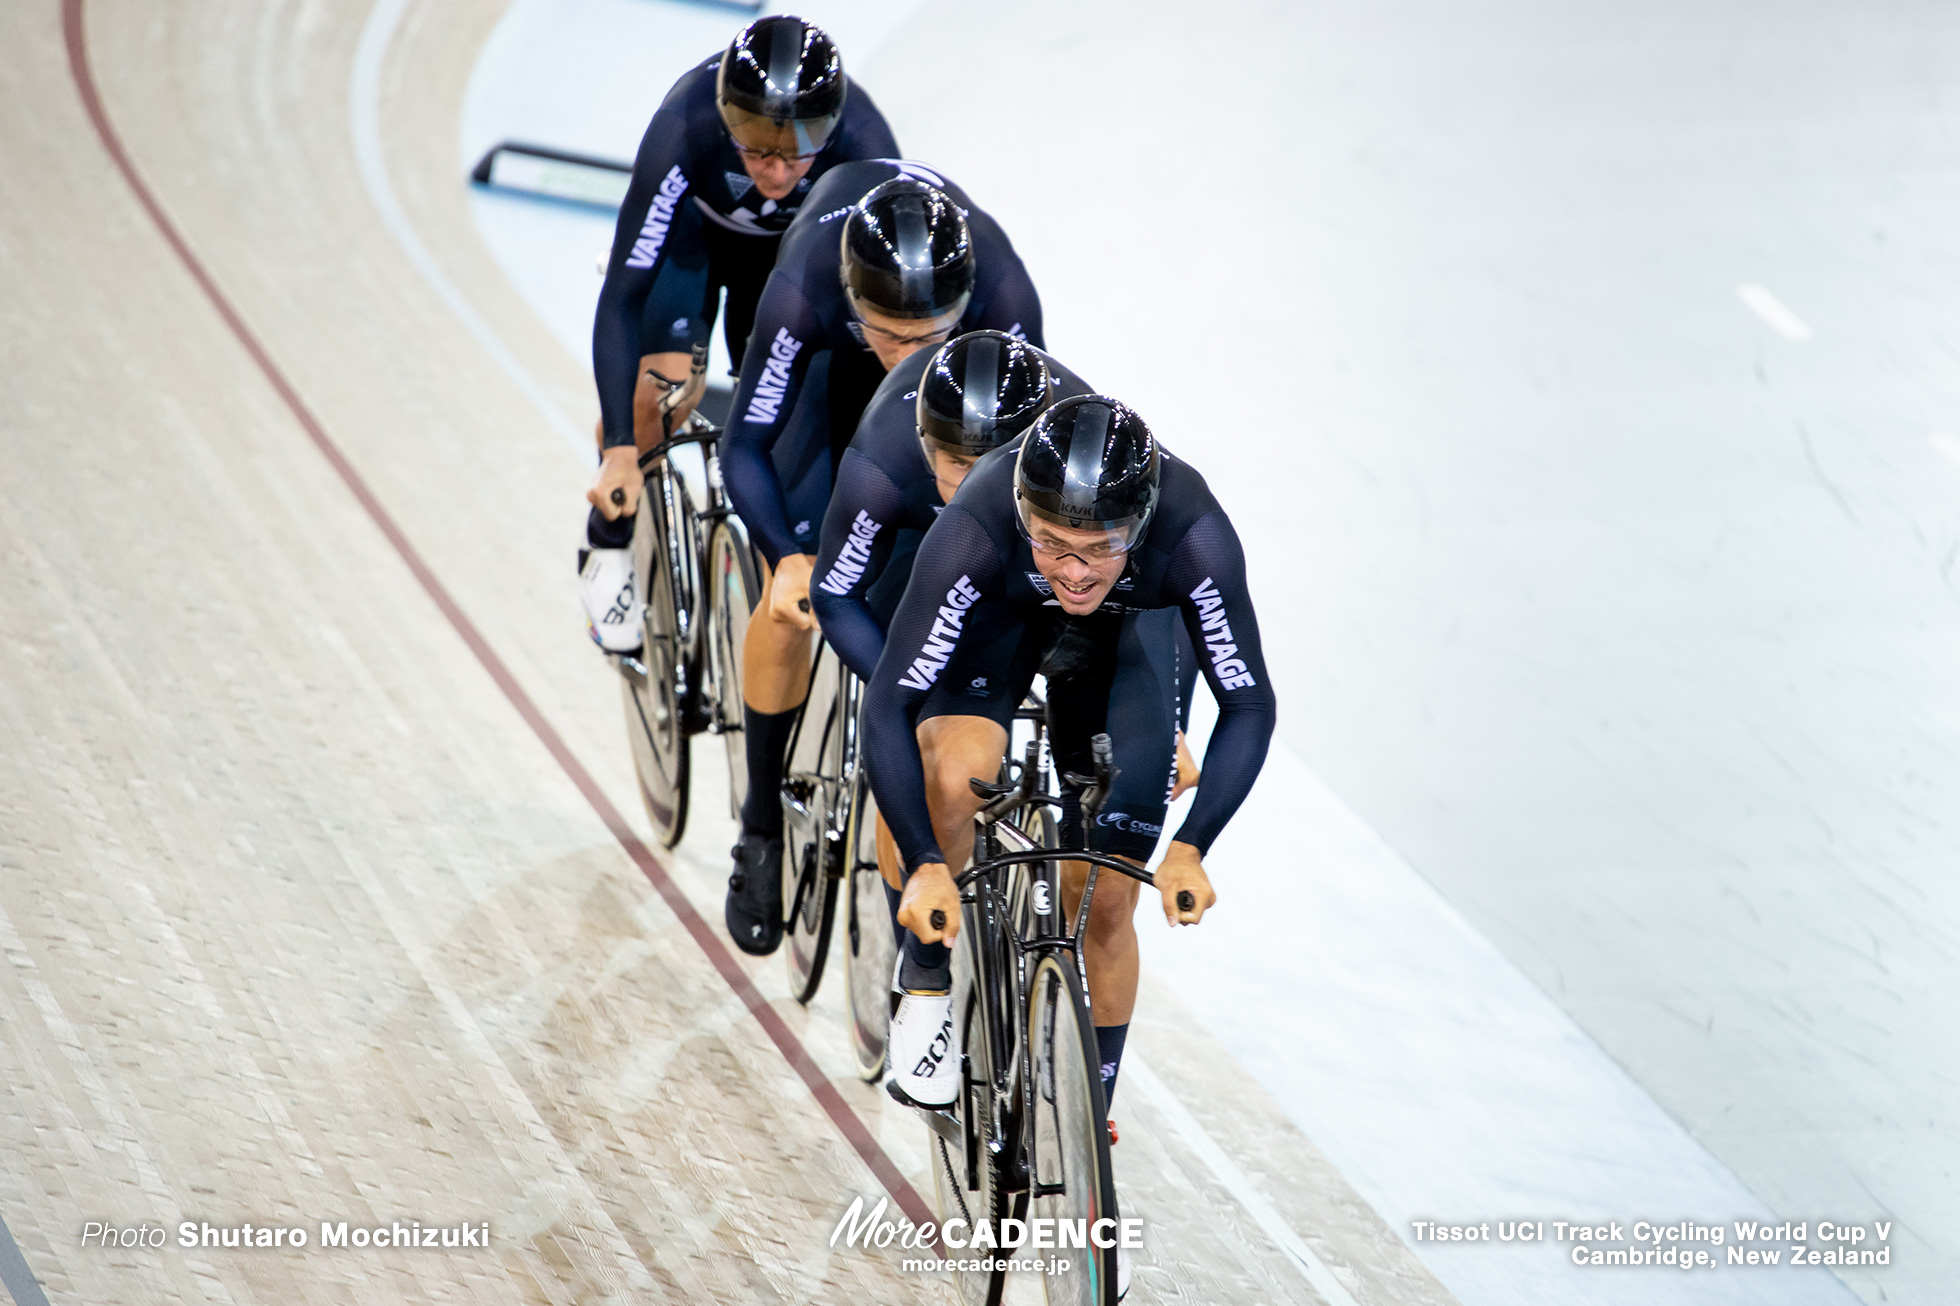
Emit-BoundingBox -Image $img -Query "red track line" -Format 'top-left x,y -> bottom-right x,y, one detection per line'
62,0 -> 932,1232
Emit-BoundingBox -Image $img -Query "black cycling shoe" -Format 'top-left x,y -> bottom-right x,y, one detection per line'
724,834 -> 785,956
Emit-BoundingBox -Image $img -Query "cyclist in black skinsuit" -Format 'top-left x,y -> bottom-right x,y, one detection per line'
863,397 -> 1277,1118
578,15 -> 897,653
717,163 -> 1044,956
810,333 -> 1201,951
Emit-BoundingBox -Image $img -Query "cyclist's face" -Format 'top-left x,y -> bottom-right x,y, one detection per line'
854,303 -> 962,371
930,450 -> 978,504
736,148 -> 815,200
1027,522 -> 1128,615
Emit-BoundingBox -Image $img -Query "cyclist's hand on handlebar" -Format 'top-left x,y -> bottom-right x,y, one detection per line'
1155,841 -> 1215,926
770,552 -> 817,630
587,445 -> 641,521
897,863 -> 961,945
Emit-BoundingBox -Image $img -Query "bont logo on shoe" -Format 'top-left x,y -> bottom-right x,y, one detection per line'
911,1021 -> 953,1077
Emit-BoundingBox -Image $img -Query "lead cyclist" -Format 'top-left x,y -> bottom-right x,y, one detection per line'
862,397 -> 1277,1217
811,334 -> 1201,951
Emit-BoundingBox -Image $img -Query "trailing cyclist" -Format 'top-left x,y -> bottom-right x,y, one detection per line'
862,397 -> 1277,1119
720,161 -> 1044,956
579,16 -> 898,653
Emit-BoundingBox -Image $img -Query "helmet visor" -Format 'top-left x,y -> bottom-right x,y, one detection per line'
1014,499 -> 1151,561
720,104 -> 839,161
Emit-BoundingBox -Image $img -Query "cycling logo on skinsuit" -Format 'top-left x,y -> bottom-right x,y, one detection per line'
1096,811 -> 1162,837
817,510 -> 881,596
1189,578 -> 1258,690
898,576 -> 982,691
623,166 -> 688,269
743,329 -> 804,424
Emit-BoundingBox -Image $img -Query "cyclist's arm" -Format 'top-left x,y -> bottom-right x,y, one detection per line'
721,275 -> 825,569
593,109 -> 696,450
862,506 -> 1007,872
1163,511 -> 1278,853
809,449 -> 905,681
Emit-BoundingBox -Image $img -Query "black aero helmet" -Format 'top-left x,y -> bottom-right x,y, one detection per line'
917,332 -> 1054,462
1014,396 -> 1161,555
842,178 -> 975,320
716,16 -> 847,159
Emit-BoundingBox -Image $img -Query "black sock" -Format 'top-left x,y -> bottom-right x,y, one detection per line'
901,929 -> 950,980
586,506 -> 634,550
738,705 -> 798,839
1096,1023 -> 1130,1107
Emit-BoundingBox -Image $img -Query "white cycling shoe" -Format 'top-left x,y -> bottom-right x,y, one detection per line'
578,547 -> 645,653
885,990 -> 958,1108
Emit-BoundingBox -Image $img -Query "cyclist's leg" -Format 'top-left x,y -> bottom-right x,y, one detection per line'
732,352 -> 833,841
1048,608 -> 1181,1106
707,223 -> 777,377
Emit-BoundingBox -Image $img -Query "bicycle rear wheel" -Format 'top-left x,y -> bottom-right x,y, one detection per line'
622,477 -> 690,847
932,971 -> 1010,1306
707,520 -> 760,819
1027,951 -> 1119,1306
842,771 -> 894,1079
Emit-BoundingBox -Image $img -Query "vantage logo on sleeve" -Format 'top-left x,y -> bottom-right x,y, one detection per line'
1189,578 -> 1257,691
817,510 -> 882,596
623,166 -> 688,269
897,576 -> 982,691
742,328 -> 804,424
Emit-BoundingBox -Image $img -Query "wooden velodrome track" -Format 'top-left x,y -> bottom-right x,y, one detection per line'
0,2 -> 1454,1303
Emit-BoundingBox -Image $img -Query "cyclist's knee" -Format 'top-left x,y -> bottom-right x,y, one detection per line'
1081,870 -> 1141,946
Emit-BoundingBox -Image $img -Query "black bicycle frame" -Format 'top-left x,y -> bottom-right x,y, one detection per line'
952,733 -> 1154,1202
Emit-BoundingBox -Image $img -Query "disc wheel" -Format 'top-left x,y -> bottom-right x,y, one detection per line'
1028,951 -> 1119,1306
843,773 -> 894,1079
622,484 -> 689,847
932,971 -> 1010,1306
708,521 -> 760,819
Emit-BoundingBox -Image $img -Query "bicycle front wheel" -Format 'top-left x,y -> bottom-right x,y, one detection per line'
842,772 -> 894,1079
707,520 -> 760,819
1027,951 -> 1119,1306
933,977 -> 1010,1306
622,477 -> 690,847
782,796 -> 840,1005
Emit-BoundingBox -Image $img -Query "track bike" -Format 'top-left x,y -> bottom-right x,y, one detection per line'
925,733 -> 1186,1306
615,412 -> 760,846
